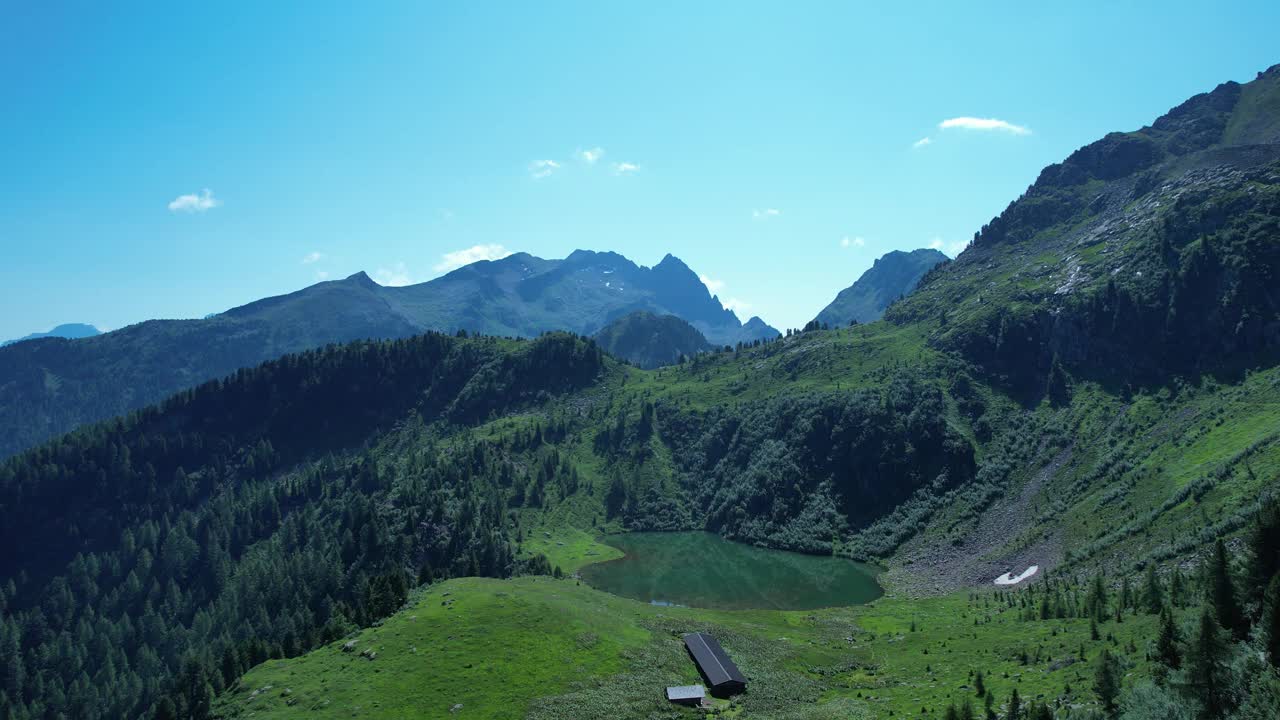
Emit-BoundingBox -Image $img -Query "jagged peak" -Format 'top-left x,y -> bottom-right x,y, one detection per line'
654,253 -> 691,271
344,271 -> 379,288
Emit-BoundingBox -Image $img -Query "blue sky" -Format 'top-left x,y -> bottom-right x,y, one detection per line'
3,2 -> 1278,339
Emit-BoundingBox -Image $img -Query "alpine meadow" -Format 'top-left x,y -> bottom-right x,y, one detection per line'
2,5 -> 1279,720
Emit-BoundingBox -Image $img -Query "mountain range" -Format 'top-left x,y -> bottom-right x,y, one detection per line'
1,63 -> 1279,720
0,250 -> 779,460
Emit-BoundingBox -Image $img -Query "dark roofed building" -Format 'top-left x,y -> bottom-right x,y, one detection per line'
682,632 -> 746,697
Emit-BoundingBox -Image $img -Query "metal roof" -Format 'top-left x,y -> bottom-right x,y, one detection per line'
665,685 -> 706,700
682,632 -> 746,687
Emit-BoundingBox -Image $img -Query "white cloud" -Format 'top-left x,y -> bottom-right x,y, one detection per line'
752,208 -> 781,220
611,161 -> 639,175
938,117 -> 1031,135
529,159 -> 561,179
301,251 -> 325,265
577,147 -> 605,164
928,237 -> 945,250
840,236 -> 866,248
167,188 -> 220,213
374,262 -> 412,287
699,274 -> 726,293
698,274 -> 750,314
912,136 -> 933,149
315,270 -> 331,281
947,239 -> 971,257
434,243 -> 513,273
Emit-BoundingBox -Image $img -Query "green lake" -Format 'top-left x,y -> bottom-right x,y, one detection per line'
579,531 -> 882,610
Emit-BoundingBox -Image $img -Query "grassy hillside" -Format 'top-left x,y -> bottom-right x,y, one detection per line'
214,575 -> 1166,720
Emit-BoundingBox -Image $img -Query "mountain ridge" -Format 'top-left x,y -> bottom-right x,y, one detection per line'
814,248 -> 949,327
1,323 -> 101,347
0,250 -> 778,459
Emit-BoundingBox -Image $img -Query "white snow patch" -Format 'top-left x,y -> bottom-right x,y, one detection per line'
994,565 -> 1039,586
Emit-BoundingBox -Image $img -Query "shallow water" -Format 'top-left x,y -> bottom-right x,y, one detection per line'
579,531 -> 882,610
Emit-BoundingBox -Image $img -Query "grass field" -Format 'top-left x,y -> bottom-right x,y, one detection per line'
214,571 -> 1162,719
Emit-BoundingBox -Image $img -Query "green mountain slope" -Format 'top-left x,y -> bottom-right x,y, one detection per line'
889,64 -> 1280,395
814,248 -> 949,326
1,65 -> 1279,720
592,310 -> 714,368
0,251 -> 777,460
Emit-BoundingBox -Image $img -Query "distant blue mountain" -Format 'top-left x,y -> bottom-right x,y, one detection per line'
0,250 -> 779,459
2,323 -> 101,347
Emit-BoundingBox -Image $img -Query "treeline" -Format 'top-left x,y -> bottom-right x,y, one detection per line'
0,332 -> 604,720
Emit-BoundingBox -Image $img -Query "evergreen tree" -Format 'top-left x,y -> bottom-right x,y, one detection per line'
1087,573 -> 1109,622
960,698 -> 976,720
1006,687 -> 1021,720
975,670 -> 986,697
1246,498 -> 1280,611
1170,568 -> 1188,608
1141,563 -> 1165,614
1262,574 -> 1280,669
153,697 -> 178,720
1155,606 -> 1182,675
1094,647 -> 1121,719
1184,606 -> 1230,718
1208,539 -> 1246,641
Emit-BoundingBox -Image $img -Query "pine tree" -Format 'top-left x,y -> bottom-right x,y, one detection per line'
960,698 -> 976,720
1006,687 -> 1021,720
1155,606 -> 1182,674
945,702 -> 960,720
1141,563 -> 1165,614
1185,605 -> 1230,718
154,697 -> 178,720
1087,573 -> 1109,622
1170,568 -> 1187,608
1246,498 -> 1280,610
1263,574 -> 1280,669
1094,647 -> 1120,719
1209,539 -> 1246,640
975,670 -> 986,696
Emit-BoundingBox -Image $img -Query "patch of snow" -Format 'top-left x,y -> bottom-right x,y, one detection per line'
994,565 -> 1039,586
